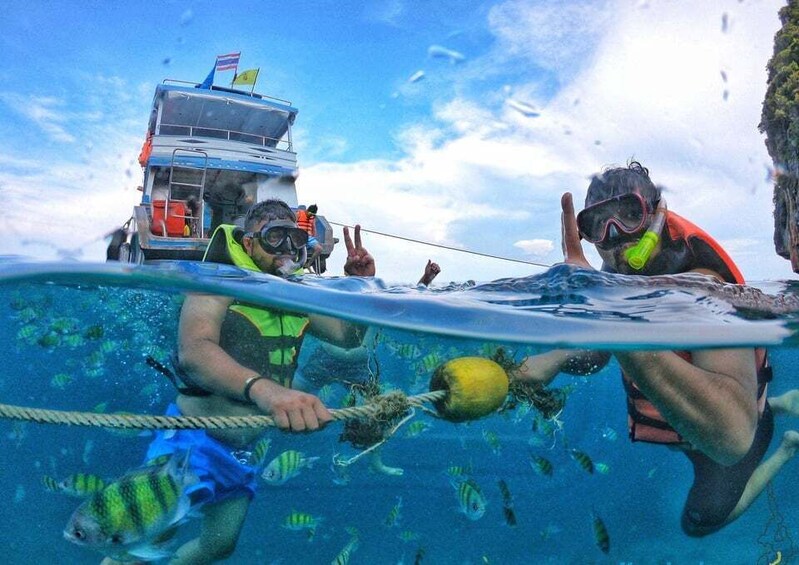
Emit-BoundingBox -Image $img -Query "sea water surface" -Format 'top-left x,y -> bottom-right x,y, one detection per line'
1,259 -> 798,564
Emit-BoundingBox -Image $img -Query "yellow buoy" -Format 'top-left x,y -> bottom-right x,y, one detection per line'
430,357 -> 509,422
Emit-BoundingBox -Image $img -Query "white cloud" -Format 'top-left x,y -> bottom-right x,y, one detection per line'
514,238 -> 554,256
487,0 -> 612,76
363,0 -> 406,26
0,76 -> 146,261
0,93 -> 76,143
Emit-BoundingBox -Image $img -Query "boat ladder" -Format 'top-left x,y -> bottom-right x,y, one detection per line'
166,148 -> 208,238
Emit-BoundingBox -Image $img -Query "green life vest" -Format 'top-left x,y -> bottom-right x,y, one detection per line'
206,225 -> 309,388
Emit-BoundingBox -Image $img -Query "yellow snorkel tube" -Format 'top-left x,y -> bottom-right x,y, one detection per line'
625,199 -> 667,270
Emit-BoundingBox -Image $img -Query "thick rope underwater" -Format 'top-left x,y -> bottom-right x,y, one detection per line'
0,389 -> 447,430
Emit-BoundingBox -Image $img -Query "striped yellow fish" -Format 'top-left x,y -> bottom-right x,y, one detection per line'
50,373 -> 73,389
246,438 -> 272,468
498,479 -> 517,526
282,510 -> 321,540
331,535 -> 359,565
591,511 -> 610,554
453,478 -> 487,521
404,421 -> 430,438
569,448 -> 594,474
529,454 -> 553,477
384,496 -> 402,527
262,450 -> 319,485
420,352 -> 442,372
58,473 -> 106,498
42,475 -> 60,493
63,450 -> 197,562
445,462 -> 472,479
594,462 -> 610,475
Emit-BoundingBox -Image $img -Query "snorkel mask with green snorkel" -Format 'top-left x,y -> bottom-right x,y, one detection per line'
576,192 -> 667,271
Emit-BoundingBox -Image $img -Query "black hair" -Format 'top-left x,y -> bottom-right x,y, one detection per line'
244,199 -> 296,231
585,160 -> 661,209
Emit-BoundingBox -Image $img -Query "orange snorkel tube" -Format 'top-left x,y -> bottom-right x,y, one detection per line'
625,199 -> 667,270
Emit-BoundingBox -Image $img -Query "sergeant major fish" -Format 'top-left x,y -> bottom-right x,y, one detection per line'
591,510 -> 610,554
529,454 -> 554,478
246,438 -> 272,468
384,496 -> 402,527
331,534 -> 359,565
43,473 -> 105,497
282,510 -> 322,541
569,448 -> 594,474
404,421 -> 430,438
63,450 -> 198,562
453,478 -> 487,521
262,450 -> 319,485
497,479 -> 517,526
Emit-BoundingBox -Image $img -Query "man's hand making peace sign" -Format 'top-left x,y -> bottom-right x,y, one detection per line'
342,224 -> 376,276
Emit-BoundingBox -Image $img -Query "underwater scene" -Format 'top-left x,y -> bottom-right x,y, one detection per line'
2,260 -> 799,564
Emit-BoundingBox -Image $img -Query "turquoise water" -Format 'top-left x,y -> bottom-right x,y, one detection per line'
1,260 -> 798,564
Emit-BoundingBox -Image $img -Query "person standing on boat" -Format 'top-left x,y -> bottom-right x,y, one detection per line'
511,161 -> 799,537
296,203 -> 324,272
103,199 -> 375,565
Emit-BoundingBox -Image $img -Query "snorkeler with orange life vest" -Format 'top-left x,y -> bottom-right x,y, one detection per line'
511,161 -> 799,537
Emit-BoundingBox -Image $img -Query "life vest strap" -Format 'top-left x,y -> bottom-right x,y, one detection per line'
146,355 -> 213,397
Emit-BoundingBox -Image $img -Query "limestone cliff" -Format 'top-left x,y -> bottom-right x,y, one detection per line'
761,0 -> 799,271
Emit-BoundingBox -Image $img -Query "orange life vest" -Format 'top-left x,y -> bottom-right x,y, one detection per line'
138,132 -> 153,167
296,209 -> 315,236
622,212 -> 771,445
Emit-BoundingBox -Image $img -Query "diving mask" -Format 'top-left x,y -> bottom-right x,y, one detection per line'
249,220 -> 309,276
576,193 -> 653,244
250,220 -> 309,255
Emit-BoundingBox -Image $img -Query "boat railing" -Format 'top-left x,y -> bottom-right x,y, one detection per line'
162,78 -> 292,106
157,123 -> 292,152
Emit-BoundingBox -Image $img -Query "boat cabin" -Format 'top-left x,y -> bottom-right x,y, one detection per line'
115,79 -> 334,271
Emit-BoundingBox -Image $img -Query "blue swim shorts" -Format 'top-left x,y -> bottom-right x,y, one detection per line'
306,236 -> 320,248
145,404 -> 259,505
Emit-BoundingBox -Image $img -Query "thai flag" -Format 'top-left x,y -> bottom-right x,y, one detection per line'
215,52 -> 240,72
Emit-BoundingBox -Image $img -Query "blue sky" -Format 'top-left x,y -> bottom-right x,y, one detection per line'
0,0 -> 791,284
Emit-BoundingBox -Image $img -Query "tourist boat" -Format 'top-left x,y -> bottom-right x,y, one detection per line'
107,78 -> 335,272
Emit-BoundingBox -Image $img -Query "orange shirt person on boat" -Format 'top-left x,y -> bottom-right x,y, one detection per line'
296,203 -> 317,236
296,204 -> 323,272
510,161 -> 799,537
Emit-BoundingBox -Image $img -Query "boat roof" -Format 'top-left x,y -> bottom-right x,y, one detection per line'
145,83 -> 299,137
155,82 -> 298,115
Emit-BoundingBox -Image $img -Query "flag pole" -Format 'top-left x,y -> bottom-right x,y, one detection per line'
250,69 -> 260,95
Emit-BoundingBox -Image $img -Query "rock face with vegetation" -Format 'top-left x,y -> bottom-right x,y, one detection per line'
761,0 -> 799,272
